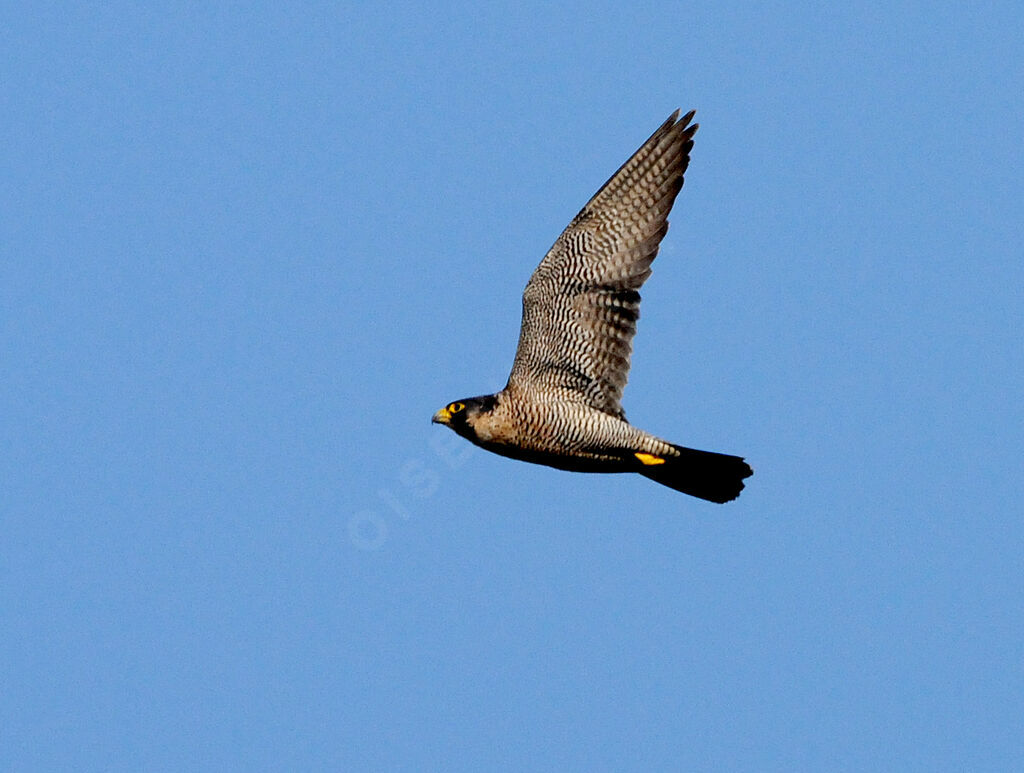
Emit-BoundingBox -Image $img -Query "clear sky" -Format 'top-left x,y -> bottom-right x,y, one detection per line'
3,2 -> 1022,770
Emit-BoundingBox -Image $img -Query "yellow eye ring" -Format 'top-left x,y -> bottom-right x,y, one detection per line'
448,402 -> 465,414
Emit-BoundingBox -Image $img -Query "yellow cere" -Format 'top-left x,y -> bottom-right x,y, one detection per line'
635,452 -> 666,466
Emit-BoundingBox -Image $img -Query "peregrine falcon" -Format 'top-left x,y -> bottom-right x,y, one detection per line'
433,110 -> 753,503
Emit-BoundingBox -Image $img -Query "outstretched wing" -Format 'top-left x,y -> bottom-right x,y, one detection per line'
505,110 -> 697,418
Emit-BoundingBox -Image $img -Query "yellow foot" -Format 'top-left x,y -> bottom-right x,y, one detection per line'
635,452 -> 666,466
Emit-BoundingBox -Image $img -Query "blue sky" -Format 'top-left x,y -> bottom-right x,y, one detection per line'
3,2 -> 1022,770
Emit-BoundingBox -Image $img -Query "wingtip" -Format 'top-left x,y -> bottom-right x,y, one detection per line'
668,108 -> 697,126
668,109 -> 698,140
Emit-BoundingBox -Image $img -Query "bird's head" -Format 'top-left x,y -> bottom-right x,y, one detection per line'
432,395 -> 497,440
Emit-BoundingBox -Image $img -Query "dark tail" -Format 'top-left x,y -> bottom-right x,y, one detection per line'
639,444 -> 753,503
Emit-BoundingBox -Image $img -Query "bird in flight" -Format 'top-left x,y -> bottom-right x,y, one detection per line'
433,110 -> 752,503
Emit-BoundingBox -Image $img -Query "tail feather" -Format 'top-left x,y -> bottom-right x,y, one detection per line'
640,444 -> 753,503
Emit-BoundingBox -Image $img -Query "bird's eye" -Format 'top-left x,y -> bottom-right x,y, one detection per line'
449,402 -> 465,414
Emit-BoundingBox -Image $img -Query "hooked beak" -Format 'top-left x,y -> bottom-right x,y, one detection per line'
432,406 -> 452,425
